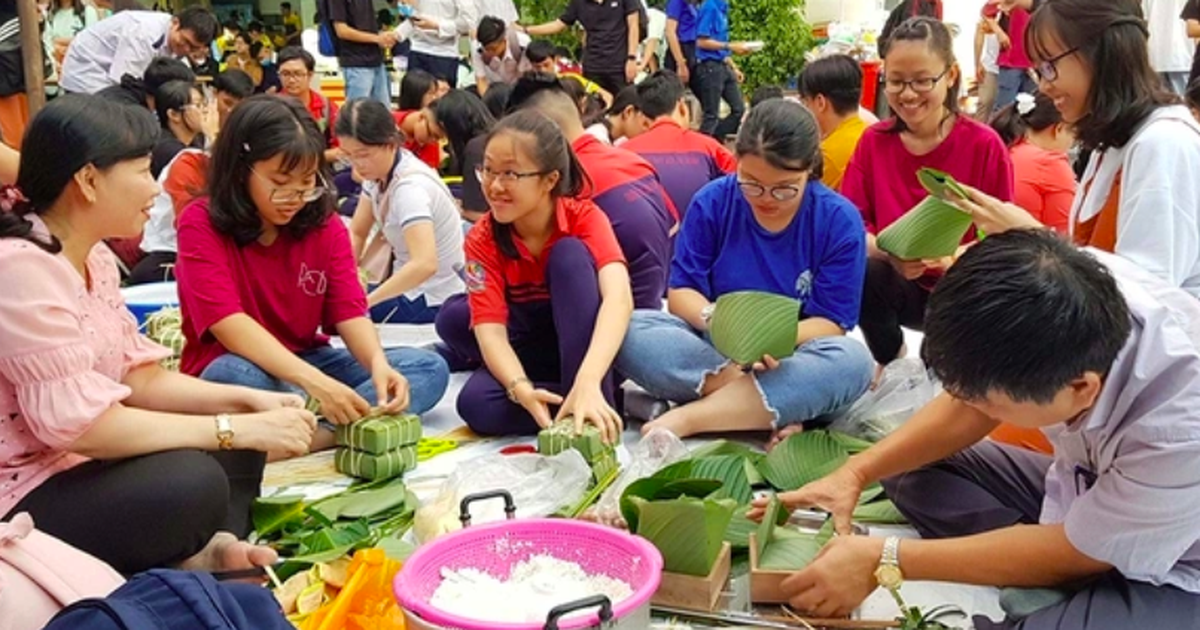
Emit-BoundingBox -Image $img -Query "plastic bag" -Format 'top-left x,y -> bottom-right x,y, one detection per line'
413,450 -> 591,544
583,428 -> 690,528
828,358 -> 941,442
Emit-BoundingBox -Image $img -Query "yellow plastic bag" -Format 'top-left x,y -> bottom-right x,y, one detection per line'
300,549 -> 406,630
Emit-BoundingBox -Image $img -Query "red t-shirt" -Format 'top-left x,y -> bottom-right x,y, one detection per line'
572,133 -> 681,222
463,197 -> 626,327
175,198 -> 368,375
1010,140 -> 1075,234
843,116 -> 1014,235
295,90 -> 339,148
621,119 -> 737,217
393,110 -> 441,170
997,8 -> 1032,70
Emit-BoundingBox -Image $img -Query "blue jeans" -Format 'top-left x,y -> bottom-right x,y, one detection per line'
368,292 -> 439,324
616,310 -> 873,428
199,345 -> 449,415
344,65 -> 391,106
994,67 -> 1037,115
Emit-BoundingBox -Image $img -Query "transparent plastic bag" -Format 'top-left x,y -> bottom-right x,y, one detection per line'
413,450 -> 591,544
582,427 -> 690,528
829,358 -> 941,442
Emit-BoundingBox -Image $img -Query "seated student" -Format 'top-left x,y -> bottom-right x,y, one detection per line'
433,110 -> 631,440
95,56 -> 195,111
223,33 -> 266,89
797,55 -> 869,191
426,89 -> 497,222
149,80 -> 206,179
473,15 -> 531,95
509,74 -> 676,309
0,95 -> 315,576
843,17 -> 1013,368
483,81 -> 513,119
339,99 -> 466,324
750,84 -> 785,108
989,92 -> 1076,234
277,47 -> 340,163
524,40 -> 613,105
394,69 -> 444,170
751,230 -> 1200,630
213,69 -> 256,127
605,85 -> 650,144
617,100 -> 873,439
622,70 -> 737,218
175,96 -> 450,449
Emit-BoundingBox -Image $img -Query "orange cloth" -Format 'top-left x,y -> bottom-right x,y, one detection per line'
0,93 -> 29,149
1072,154 -> 1122,253
990,424 -> 1054,454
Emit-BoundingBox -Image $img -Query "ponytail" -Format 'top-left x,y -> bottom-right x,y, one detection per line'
988,92 -> 1062,148
0,186 -> 55,252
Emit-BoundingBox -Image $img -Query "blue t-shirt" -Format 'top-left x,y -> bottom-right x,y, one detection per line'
695,0 -> 730,62
666,0 -> 699,43
670,175 -> 868,330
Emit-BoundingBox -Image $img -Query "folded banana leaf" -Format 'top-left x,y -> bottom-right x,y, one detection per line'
876,167 -> 973,260
709,291 -> 799,365
335,445 -> 418,481
629,495 -> 737,576
537,417 -> 614,462
335,414 -> 422,455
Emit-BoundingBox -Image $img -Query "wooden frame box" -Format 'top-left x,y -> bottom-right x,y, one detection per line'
651,542 -> 732,612
748,532 -> 799,604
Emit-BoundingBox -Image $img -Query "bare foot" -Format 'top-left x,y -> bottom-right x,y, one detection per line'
641,407 -> 696,439
766,423 -> 804,452
179,532 -> 278,574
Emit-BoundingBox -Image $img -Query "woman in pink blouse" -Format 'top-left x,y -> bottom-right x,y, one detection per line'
0,95 -> 317,576
989,91 -> 1077,234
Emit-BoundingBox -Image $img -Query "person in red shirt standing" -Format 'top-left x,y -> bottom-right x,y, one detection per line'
175,96 -> 450,452
993,3 -> 1036,114
622,70 -> 736,218
508,73 -> 677,310
433,110 -> 632,440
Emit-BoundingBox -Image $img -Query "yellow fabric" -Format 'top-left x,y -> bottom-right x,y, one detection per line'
820,115 -> 868,191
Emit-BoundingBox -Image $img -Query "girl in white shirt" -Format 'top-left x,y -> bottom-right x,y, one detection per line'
340,98 -> 466,324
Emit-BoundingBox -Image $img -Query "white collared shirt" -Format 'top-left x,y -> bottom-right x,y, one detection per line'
59,11 -> 174,94
471,30 -> 530,85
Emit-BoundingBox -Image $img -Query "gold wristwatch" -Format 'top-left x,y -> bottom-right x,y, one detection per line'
874,536 -> 904,590
215,413 -> 235,451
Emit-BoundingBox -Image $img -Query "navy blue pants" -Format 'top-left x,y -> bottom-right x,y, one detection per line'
434,238 -> 614,436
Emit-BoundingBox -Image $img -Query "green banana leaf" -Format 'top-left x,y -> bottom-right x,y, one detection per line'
829,431 -> 875,455
311,483 -> 412,521
709,291 -> 799,365
724,511 -> 758,549
755,496 -> 782,560
917,167 -> 969,201
654,455 -> 754,505
298,520 -> 372,556
759,527 -> 826,571
375,536 -> 416,562
630,495 -> 737,576
852,498 -> 908,524
876,168 -> 973,260
858,482 -> 886,505
620,477 -> 723,532
252,495 -> 308,538
687,440 -> 767,486
758,431 -> 850,491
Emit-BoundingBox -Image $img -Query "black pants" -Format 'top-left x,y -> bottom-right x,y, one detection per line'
584,67 -> 629,99
127,250 -> 177,286
664,41 -> 696,83
408,50 -> 459,88
693,60 -> 744,140
859,256 -> 929,364
5,449 -> 266,575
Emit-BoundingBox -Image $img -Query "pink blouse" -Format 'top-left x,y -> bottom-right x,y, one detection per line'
0,218 -> 169,516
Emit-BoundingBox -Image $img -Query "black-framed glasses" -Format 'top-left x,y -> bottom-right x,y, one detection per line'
1033,47 -> 1079,82
738,180 -> 804,201
883,68 -> 950,95
476,166 -> 548,185
251,167 -> 330,204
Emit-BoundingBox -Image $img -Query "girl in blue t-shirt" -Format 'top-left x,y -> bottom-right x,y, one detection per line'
616,99 -> 873,440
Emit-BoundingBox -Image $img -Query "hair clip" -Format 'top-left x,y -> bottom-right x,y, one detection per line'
242,142 -> 251,153
0,185 -> 28,214
1015,93 -> 1036,117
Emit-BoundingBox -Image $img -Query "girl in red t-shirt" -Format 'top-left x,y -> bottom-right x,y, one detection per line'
175,96 -> 450,449
393,69 -> 445,170
989,91 -> 1076,235
434,110 -> 632,443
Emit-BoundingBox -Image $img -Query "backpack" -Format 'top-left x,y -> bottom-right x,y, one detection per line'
43,569 -> 293,630
317,0 -> 338,57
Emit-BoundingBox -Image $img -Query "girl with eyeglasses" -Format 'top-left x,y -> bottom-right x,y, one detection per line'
338,98 -> 466,324
149,80 -> 206,180
433,110 -> 631,443
842,16 -> 1013,370
616,99 -> 873,441
953,0 -> 1200,301
175,96 -> 450,451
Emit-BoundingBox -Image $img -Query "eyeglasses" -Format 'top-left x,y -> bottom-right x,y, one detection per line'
738,180 -> 804,201
178,32 -> 207,55
476,166 -> 548,185
883,68 -> 950,95
1033,47 -> 1079,82
251,167 -> 330,204
280,70 -> 310,80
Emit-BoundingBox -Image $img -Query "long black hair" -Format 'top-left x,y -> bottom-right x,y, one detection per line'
486,110 -> 588,259
52,0 -> 87,22
399,69 -> 438,111
335,97 -> 404,146
1027,0 -> 1176,150
206,95 -> 333,246
880,17 -> 960,135
0,95 -> 157,253
430,90 -> 495,176
154,79 -> 199,131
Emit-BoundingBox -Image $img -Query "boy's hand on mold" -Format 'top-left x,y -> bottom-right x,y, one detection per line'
557,383 -> 623,445
951,182 -> 1044,236
371,364 -> 410,415
747,465 -> 866,536
305,375 -> 372,425
513,382 -> 563,430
